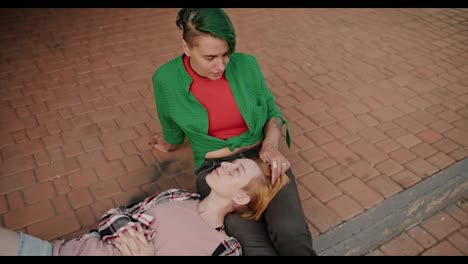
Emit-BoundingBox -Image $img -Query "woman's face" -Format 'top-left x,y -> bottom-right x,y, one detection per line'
183,35 -> 230,80
206,159 -> 262,198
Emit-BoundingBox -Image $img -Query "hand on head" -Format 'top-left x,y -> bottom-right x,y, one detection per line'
229,158 -> 290,221
259,145 -> 290,185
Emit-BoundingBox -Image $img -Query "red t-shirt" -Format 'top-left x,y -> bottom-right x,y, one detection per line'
183,55 -> 248,140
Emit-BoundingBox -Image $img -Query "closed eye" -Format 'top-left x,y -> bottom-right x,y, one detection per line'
228,167 -> 240,177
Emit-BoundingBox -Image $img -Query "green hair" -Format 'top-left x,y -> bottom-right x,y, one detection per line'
176,8 -> 236,54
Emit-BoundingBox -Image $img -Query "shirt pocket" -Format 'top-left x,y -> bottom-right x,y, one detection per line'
247,97 -> 267,131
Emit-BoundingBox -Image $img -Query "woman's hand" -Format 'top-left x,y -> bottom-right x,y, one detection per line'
259,143 -> 290,185
114,223 -> 154,256
150,134 -> 177,152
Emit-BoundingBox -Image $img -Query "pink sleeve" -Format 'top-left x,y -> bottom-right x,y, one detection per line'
53,236 -> 117,256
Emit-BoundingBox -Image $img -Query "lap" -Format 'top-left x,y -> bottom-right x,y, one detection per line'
224,214 -> 278,256
196,162 -> 314,255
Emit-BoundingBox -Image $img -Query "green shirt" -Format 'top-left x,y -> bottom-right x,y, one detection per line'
152,52 -> 290,171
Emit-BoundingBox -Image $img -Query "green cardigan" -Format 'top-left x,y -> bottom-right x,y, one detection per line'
152,52 -> 290,170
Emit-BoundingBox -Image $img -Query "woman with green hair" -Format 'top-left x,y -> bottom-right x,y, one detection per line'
151,8 -> 317,256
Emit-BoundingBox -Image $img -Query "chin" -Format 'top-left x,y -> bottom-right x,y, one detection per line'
205,173 -> 214,185
208,74 -> 223,80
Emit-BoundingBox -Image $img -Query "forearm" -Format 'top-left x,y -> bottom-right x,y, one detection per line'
260,117 -> 290,183
262,117 -> 283,148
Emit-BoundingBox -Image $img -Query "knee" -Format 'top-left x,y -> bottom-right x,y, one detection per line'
268,224 -> 316,256
271,222 -> 311,239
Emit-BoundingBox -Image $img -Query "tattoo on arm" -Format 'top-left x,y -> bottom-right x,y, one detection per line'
263,117 -> 283,149
272,117 -> 283,130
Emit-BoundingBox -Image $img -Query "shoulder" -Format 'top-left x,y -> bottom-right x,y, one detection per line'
153,188 -> 200,205
212,237 -> 243,256
230,52 -> 257,64
152,55 -> 183,81
228,52 -> 261,73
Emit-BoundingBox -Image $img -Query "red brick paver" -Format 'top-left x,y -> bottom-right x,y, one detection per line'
370,196 -> 468,256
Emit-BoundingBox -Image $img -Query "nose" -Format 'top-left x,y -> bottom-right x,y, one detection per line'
220,161 -> 234,171
214,57 -> 226,71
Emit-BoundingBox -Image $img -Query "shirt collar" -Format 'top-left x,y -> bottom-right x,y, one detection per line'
177,53 -> 234,94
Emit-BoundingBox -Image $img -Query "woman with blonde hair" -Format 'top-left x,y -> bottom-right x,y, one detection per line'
0,158 -> 288,256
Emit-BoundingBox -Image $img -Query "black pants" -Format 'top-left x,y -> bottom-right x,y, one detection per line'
195,144 -> 317,256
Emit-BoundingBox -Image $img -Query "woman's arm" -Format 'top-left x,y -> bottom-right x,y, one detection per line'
260,117 -> 291,184
152,73 -> 185,152
248,55 -> 291,184
262,117 -> 283,150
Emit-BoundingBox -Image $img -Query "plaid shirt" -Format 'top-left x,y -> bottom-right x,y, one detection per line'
78,188 -> 242,256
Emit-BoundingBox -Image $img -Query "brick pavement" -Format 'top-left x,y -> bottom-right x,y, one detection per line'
0,8 -> 467,255
368,195 -> 468,256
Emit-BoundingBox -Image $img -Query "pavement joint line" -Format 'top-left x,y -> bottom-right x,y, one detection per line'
314,157 -> 468,256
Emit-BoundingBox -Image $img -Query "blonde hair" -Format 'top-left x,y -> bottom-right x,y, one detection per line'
234,159 -> 290,221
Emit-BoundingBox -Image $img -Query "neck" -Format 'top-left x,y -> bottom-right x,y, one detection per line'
197,193 -> 233,230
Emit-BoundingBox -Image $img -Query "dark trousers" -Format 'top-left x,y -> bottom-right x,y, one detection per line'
195,144 -> 317,256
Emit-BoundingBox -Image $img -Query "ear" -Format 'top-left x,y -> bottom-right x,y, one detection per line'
182,40 -> 191,56
232,191 -> 250,206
